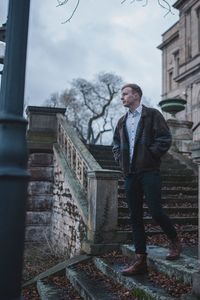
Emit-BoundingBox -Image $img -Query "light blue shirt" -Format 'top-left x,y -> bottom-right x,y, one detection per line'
126,104 -> 142,162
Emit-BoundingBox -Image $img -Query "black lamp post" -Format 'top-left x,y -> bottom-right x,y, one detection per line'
0,23 -> 6,73
0,0 -> 30,299
0,23 -> 6,42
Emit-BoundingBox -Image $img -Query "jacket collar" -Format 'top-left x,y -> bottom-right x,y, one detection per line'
122,104 -> 148,123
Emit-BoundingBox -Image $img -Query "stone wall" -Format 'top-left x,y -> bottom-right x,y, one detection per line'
26,153 -> 54,242
50,149 -> 87,257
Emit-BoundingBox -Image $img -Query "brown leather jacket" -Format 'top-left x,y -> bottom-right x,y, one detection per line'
112,105 -> 172,176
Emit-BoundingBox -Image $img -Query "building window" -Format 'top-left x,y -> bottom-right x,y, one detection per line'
168,71 -> 173,91
185,9 -> 192,59
197,8 -> 200,52
174,51 -> 179,77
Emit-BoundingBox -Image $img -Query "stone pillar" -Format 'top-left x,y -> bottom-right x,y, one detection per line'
87,169 -> 121,245
167,119 -> 193,156
26,106 -> 66,151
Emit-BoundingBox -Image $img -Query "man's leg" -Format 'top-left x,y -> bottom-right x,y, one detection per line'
141,171 -> 181,260
125,173 -> 146,253
121,174 -> 148,275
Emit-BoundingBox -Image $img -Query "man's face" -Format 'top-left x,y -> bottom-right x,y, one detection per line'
121,87 -> 139,108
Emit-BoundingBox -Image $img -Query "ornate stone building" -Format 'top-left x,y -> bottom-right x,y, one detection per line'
158,0 -> 200,141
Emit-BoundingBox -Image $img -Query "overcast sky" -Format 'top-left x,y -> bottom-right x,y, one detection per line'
0,0 -> 179,107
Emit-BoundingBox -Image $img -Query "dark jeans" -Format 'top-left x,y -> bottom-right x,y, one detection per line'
125,171 -> 177,254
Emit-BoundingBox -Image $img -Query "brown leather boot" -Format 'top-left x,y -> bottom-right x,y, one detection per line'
121,254 -> 148,276
166,236 -> 181,260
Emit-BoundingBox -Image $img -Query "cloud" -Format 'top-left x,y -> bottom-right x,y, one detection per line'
1,0 -> 179,107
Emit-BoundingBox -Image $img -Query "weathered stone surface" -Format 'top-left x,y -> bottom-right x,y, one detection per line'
37,280 -> 62,300
26,106 -> 66,133
121,245 -> 199,285
50,151 -> 87,257
93,257 -> 175,300
28,182 -> 53,196
26,212 -> 52,225
192,272 -> 200,296
26,152 -> 54,242
27,195 -> 53,211
29,166 -> 53,181
28,153 -> 53,167
87,170 -> 120,243
25,225 -> 50,242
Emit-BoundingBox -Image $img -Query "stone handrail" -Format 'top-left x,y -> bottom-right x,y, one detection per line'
57,114 -> 103,194
56,114 -> 121,249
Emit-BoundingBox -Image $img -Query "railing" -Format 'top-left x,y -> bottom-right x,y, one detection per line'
56,114 -> 121,246
57,114 -> 103,194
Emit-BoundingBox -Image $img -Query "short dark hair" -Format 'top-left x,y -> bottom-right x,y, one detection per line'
122,83 -> 143,98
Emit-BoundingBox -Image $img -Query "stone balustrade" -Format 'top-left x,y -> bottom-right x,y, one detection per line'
57,114 -> 102,194
56,114 -> 121,252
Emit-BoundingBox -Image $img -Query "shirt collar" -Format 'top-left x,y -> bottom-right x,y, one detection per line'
128,103 -> 142,116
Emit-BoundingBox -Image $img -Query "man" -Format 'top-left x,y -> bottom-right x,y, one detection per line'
113,83 -> 181,276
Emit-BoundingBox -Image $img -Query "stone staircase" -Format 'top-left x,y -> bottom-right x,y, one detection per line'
26,152 -> 53,242
25,147 -> 199,299
23,107 -> 199,299
87,144 -> 198,239
35,245 -> 198,300
33,144 -> 199,299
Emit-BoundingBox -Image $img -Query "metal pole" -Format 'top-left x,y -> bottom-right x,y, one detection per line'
0,0 -> 30,299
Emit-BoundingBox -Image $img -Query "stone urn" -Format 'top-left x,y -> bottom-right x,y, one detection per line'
158,98 -> 187,118
159,98 -> 192,155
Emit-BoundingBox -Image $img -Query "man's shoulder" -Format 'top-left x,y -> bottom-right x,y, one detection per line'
142,105 -> 162,116
117,113 -> 127,125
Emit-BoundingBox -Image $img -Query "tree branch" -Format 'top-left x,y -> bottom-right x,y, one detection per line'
121,0 -> 174,16
57,0 -> 80,23
58,0 -> 173,23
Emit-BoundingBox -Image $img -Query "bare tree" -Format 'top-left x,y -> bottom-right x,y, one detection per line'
44,92 -> 60,107
68,72 -> 123,144
56,0 -> 173,23
45,72 -> 123,144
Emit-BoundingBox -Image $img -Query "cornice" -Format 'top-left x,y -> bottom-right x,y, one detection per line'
157,31 -> 179,50
174,64 -> 200,82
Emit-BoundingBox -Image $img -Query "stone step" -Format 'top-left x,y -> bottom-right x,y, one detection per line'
66,258 -> 136,299
118,216 -> 198,226
118,206 -> 198,215
97,164 -> 193,174
29,166 -> 53,181
98,159 -> 187,169
28,181 -> 53,196
118,194 -> 198,203
26,211 -> 52,225
93,257 -> 176,300
115,225 -> 198,242
118,175 -> 197,184
37,279 -> 64,300
28,153 -> 53,167
27,195 -> 53,211
160,169 -> 195,176
121,245 -> 199,285
162,181 -> 197,188
118,180 -> 198,189
118,186 -> 198,197
25,225 -> 50,242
